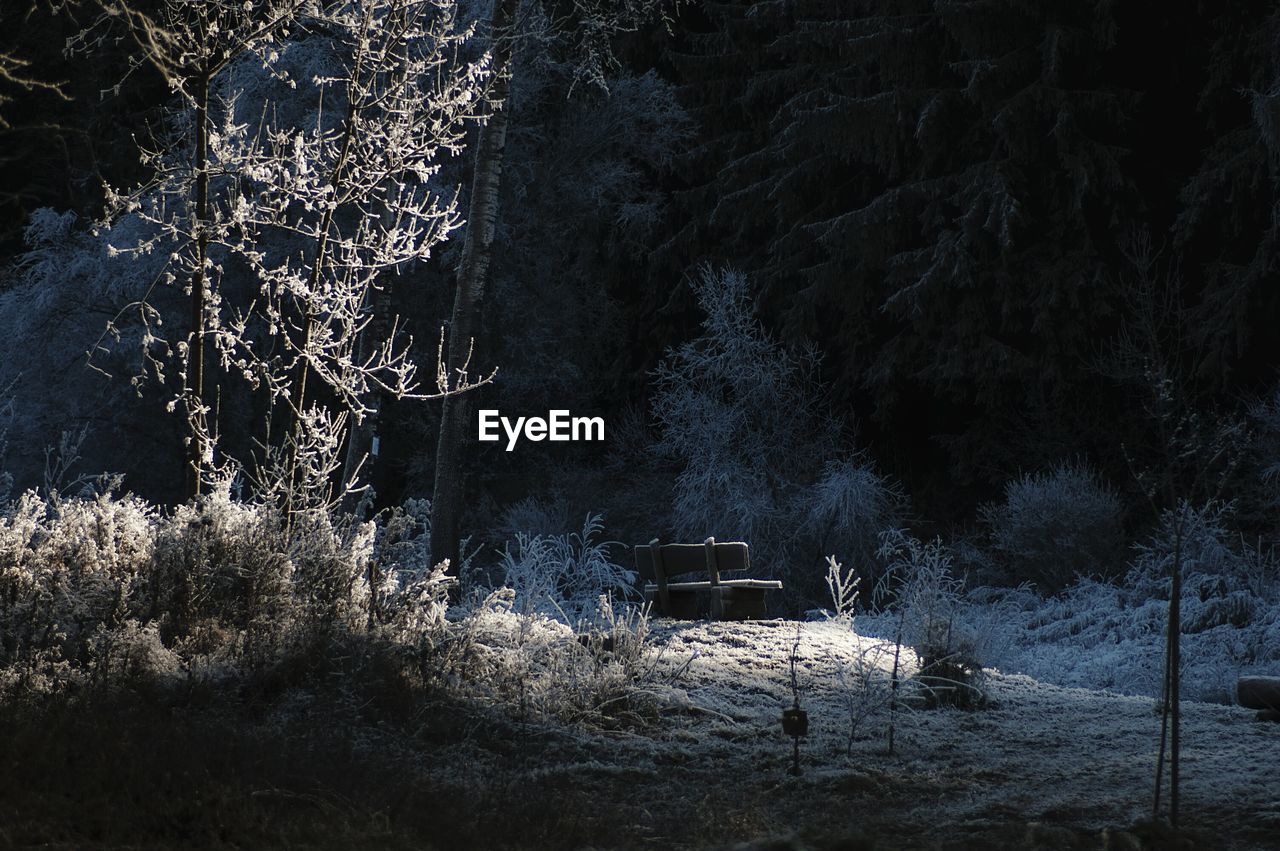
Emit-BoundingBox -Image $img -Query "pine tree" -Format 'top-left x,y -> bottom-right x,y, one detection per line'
666,0 -> 1145,504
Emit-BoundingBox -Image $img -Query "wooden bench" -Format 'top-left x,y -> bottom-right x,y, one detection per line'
633,537 -> 782,620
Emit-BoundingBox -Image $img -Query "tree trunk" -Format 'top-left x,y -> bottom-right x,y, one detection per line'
284,87 -> 359,520
341,286 -> 393,512
429,0 -> 518,573
1169,518 -> 1182,828
184,69 -> 210,501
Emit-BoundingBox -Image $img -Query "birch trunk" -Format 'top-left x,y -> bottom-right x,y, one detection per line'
430,0 -> 518,572
184,68 -> 210,500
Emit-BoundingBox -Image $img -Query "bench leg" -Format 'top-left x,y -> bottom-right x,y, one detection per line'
716,586 -> 769,620
710,587 -> 724,620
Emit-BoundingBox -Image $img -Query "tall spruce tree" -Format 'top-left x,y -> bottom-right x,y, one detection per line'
665,0 -> 1146,509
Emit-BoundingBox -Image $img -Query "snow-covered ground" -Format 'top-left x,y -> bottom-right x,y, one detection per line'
433,617 -> 1280,849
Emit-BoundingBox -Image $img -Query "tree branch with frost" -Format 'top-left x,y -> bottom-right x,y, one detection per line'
216,0 -> 494,414
86,0 -> 492,508
80,0 -> 304,497
208,0 -> 492,511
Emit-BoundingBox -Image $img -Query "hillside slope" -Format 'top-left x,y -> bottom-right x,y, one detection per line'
496,618 -> 1280,849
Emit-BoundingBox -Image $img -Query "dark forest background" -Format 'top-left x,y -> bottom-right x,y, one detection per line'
3,0 -> 1280,586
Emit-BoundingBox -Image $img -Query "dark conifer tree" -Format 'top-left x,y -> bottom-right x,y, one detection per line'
665,0 -> 1150,513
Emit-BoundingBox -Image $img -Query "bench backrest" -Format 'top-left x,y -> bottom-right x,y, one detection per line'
633,539 -> 750,583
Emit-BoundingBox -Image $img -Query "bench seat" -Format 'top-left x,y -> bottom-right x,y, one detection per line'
635,538 -> 782,620
644,579 -> 783,591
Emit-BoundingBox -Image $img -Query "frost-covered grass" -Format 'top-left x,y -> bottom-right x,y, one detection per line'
0,486 -> 691,848
641,618 -> 1277,849
4,486 -> 1278,848
10,610 -> 1276,850
859,508 -> 1280,703
0,486 -> 665,732
937,578 -> 1280,704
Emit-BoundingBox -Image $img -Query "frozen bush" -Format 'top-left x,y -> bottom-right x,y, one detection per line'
651,266 -> 898,606
151,487 -> 293,655
807,458 -> 901,586
940,502 -> 1280,701
288,509 -> 376,636
496,513 -> 636,622
981,462 -> 1125,592
0,490 -> 157,669
86,620 -> 180,689
369,498 -> 437,626
0,486 -> 667,726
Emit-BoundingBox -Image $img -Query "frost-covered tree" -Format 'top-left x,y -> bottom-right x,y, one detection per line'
95,0 -> 492,516
211,0 -> 492,515
651,266 -> 897,605
83,0 -> 303,498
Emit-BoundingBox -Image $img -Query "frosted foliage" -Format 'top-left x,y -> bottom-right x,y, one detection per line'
496,514 -> 637,623
652,267 -> 896,596
981,463 -> 1124,591
152,486 -> 294,642
373,497 -> 433,577
1249,383 -> 1280,509
871,503 -> 1280,702
0,491 -> 157,672
0,485 -> 440,689
0,485 -> 661,724
211,3 -> 490,414
95,0 -> 491,500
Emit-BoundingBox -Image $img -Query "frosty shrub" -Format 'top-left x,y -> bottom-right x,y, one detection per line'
652,266 -> 898,606
981,462 -> 1125,592
933,501 -> 1280,701
369,498 -> 433,622
462,593 -> 663,726
807,458 -> 900,588
1,486 -> 424,692
0,484 -> 668,729
151,487 -> 293,659
0,491 -> 158,672
859,530 -> 990,709
496,513 -> 637,623
287,509 -> 376,638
